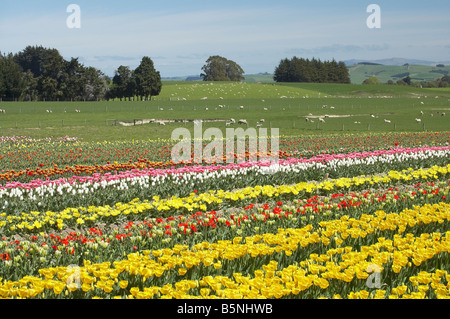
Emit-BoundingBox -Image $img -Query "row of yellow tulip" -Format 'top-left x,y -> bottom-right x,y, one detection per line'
1,201 -> 448,299
2,164 -> 449,235
344,268 -> 449,299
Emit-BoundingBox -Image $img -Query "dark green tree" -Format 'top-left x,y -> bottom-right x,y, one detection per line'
402,75 -> 412,85
0,52 -> 26,101
273,58 -> 291,82
133,56 -> 162,100
111,65 -> 134,100
201,56 -> 244,81
273,57 -> 350,84
61,57 -> 86,101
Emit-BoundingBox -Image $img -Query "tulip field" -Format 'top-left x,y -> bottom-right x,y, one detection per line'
0,83 -> 449,301
0,130 -> 449,300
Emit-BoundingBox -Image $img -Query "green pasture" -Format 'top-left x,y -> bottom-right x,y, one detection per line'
348,64 -> 450,84
0,82 -> 448,142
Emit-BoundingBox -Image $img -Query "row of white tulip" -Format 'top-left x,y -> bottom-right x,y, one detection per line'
1,146 -> 448,213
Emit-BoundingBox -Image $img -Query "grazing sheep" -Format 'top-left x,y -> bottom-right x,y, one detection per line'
384,119 -> 391,123
442,112 -> 446,117
0,109 -> 5,113
158,121 -> 166,126
229,118 -> 236,124
415,118 -> 422,123
239,106 -> 244,110
420,111 -> 424,116
305,118 -> 309,122
319,118 -> 325,123
263,108 -> 268,111
259,119 -> 265,123
371,114 -> 375,118
256,124 -> 262,128
201,97 -> 208,100
238,119 -> 248,125
205,107 -> 209,111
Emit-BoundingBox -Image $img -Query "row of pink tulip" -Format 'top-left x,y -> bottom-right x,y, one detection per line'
2,145 -> 449,191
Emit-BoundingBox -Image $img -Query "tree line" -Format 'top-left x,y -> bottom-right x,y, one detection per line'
0,46 -> 162,101
1,46 -> 355,101
273,57 -> 351,84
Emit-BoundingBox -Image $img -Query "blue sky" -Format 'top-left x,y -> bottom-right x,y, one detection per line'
1,0 -> 449,77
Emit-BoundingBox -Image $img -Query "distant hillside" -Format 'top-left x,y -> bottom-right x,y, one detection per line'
344,58 -> 450,67
348,63 -> 450,84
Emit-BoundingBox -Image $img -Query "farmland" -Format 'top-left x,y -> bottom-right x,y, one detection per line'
0,82 -> 449,300
0,82 -> 449,142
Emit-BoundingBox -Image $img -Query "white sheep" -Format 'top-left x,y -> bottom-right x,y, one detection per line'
0,109 -> 5,113
239,106 -> 244,110
259,119 -> 265,123
319,118 -> 325,123
263,108 -> 268,111
415,118 -> 422,123
238,119 -> 248,125
384,119 -> 391,123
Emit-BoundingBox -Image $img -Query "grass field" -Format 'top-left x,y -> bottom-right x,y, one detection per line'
0,82 -> 449,142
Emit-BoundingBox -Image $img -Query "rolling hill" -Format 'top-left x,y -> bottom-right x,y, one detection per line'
347,63 -> 450,84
